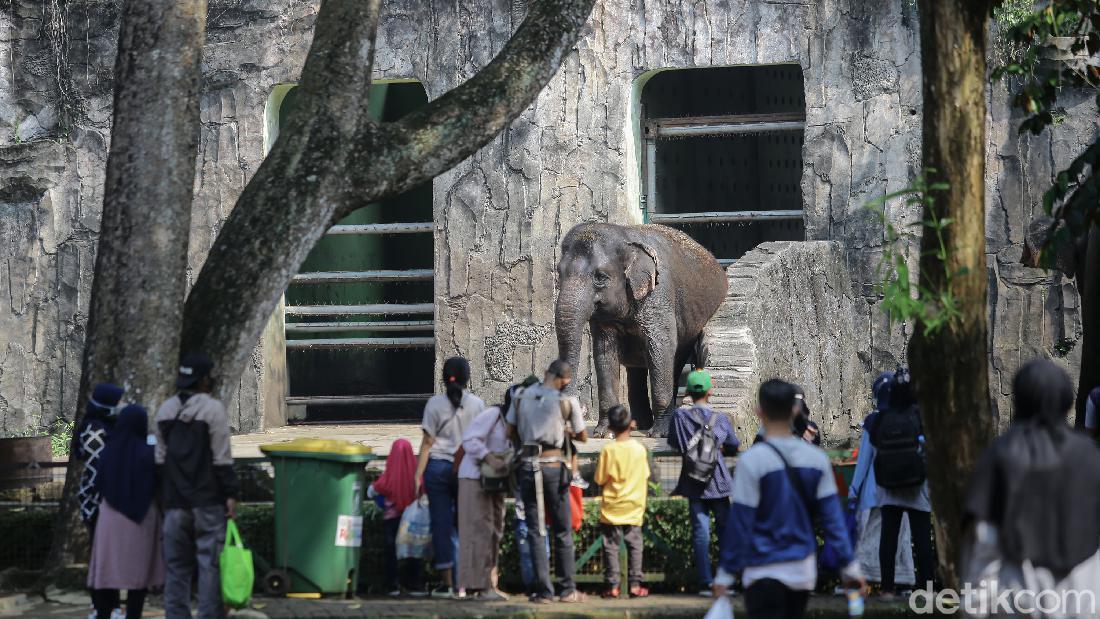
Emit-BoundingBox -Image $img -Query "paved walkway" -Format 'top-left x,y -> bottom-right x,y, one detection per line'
4,591 -> 913,618
231,423 -> 674,459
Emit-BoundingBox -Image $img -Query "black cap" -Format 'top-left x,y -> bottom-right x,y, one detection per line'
177,353 -> 214,389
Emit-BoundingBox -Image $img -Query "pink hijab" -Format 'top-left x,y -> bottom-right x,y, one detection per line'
373,438 -> 417,514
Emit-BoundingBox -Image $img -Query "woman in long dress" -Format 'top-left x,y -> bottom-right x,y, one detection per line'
87,404 -> 164,619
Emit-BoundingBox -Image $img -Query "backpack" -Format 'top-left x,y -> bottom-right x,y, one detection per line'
682,408 -> 721,484
514,385 -> 575,456
870,404 -> 926,489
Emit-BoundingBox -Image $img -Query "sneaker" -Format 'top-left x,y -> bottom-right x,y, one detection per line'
529,594 -> 552,604
387,589 -> 401,597
571,473 -> 589,489
478,589 -> 509,601
109,610 -> 125,619
430,586 -> 455,598
558,590 -> 586,603
408,589 -> 429,598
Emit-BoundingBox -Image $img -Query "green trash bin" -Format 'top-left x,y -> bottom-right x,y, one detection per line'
259,438 -> 375,597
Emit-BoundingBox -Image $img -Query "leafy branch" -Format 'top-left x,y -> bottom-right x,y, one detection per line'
865,172 -> 967,336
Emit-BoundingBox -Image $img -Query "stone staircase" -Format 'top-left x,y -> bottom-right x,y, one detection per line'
702,241 -> 871,443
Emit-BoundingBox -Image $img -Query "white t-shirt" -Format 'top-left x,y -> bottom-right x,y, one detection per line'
420,391 -> 485,462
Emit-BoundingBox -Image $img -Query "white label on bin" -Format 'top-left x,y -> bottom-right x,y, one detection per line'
335,515 -> 363,547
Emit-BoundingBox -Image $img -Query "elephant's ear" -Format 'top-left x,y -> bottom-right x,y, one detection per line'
625,242 -> 659,301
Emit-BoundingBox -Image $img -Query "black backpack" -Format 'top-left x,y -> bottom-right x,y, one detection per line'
682,408 -> 721,484
870,404 -> 926,489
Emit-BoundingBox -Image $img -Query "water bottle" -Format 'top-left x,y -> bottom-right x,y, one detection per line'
847,590 -> 865,617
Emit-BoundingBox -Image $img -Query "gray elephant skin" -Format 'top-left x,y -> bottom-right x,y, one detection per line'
555,222 -> 728,437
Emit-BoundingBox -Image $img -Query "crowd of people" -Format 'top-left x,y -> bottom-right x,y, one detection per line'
72,349 -> 1100,618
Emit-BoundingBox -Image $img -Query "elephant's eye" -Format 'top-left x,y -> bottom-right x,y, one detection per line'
593,271 -> 610,288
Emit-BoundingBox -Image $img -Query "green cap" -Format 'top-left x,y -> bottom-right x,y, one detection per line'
686,370 -> 713,396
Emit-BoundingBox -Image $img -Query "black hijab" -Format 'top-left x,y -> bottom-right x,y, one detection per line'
96,404 -> 157,523
965,359 -> 1100,577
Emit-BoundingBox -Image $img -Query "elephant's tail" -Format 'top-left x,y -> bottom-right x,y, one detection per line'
692,330 -> 710,370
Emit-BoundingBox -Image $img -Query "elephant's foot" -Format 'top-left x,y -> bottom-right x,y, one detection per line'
591,421 -> 612,438
647,413 -> 672,438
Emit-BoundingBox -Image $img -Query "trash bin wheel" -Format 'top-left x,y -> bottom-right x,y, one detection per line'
263,569 -> 290,596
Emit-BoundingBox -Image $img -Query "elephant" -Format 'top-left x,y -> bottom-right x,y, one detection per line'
555,222 -> 728,437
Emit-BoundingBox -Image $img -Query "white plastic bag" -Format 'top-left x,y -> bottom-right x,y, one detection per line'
703,595 -> 735,619
396,495 -> 432,560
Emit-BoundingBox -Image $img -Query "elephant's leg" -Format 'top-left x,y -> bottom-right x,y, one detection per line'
591,322 -> 621,438
642,328 -> 677,438
626,367 -> 653,431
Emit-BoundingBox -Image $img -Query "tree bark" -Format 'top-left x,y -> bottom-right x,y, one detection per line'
179,0 -> 596,399
910,0 -> 997,589
1076,224 -> 1099,426
43,0 -> 207,577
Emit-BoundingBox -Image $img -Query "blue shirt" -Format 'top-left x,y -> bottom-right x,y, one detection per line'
719,436 -> 856,587
668,405 -> 740,499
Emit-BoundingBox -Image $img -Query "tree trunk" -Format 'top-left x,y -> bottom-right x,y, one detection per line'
179,0 -> 596,399
910,0 -> 997,589
1077,224 -> 1099,426
43,0 -> 207,577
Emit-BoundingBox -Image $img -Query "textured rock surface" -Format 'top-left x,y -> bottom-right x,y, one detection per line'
706,241 -> 868,444
0,0 -> 1086,436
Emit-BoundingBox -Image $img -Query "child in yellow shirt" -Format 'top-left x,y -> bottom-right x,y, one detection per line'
594,405 -> 650,598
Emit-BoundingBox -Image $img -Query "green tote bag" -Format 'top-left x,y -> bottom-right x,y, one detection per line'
220,519 -> 254,607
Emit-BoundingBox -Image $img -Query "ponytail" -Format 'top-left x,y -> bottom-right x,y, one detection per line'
442,357 -> 471,411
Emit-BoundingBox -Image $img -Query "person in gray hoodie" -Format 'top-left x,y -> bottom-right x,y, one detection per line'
154,353 -> 238,619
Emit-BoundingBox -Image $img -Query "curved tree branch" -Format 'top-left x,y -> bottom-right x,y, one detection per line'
180,0 -> 596,399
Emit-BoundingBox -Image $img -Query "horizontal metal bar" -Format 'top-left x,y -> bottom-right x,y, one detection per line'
284,304 -> 434,317
649,210 -> 804,224
285,394 -> 434,406
291,269 -> 433,284
285,320 -> 434,334
650,120 -> 805,138
326,222 -> 433,235
717,259 -> 737,266
286,337 -> 435,350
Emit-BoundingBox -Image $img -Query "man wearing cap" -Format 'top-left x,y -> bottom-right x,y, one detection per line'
155,353 -> 239,619
667,369 -> 741,596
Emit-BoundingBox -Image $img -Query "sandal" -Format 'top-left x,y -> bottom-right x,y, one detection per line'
558,590 -> 587,603
629,584 -> 650,598
601,587 -> 620,599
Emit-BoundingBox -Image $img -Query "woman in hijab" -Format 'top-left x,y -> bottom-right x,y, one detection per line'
962,359 -> 1100,617
74,383 -> 125,535
413,357 -> 485,598
847,372 -> 917,592
370,438 -> 424,596
87,404 -> 163,619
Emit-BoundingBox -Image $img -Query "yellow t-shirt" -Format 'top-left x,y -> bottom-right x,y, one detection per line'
594,439 -> 650,526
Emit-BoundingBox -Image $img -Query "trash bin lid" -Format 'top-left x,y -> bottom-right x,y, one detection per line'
259,438 -> 374,462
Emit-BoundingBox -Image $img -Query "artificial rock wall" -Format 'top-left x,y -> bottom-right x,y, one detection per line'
0,0 -> 1086,436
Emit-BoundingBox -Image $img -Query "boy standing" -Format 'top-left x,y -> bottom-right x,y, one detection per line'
668,370 -> 741,595
594,405 -> 650,599
714,379 -> 865,618
155,353 -> 239,619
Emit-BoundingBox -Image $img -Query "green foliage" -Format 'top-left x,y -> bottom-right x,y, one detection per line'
49,419 -> 74,458
865,172 -> 966,337
992,0 -> 1100,261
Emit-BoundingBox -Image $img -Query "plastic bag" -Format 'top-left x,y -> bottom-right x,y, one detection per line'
704,595 -> 735,619
396,495 -> 433,560
220,519 -> 254,608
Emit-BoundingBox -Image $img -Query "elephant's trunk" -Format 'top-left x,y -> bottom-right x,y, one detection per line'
555,277 -> 593,393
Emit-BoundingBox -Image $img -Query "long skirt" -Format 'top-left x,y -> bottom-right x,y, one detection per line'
88,501 -> 165,590
457,478 -> 505,591
856,507 -> 916,585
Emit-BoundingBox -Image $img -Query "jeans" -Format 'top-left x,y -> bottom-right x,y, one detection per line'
163,506 -> 225,619
383,517 -> 423,591
880,506 -> 935,592
601,524 -> 643,588
689,497 -> 731,588
423,458 -> 459,571
745,578 -> 810,619
518,462 -> 575,600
